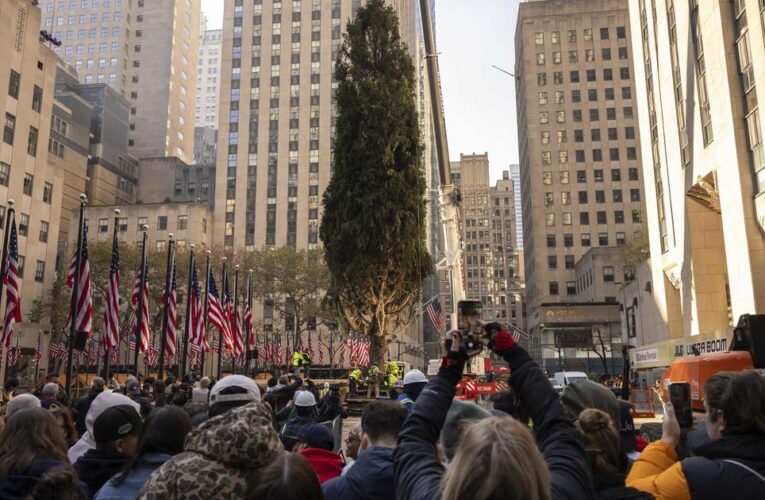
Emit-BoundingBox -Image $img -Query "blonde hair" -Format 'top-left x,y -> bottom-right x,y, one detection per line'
575,408 -> 622,476
441,416 -> 551,500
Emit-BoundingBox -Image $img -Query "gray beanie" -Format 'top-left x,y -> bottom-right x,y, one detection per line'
440,399 -> 491,460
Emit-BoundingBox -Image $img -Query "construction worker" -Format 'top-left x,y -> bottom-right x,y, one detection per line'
301,351 -> 311,378
384,360 -> 400,389
292,350 -> 303,375
366,365 -> 381,399
348,367 -> 362,397
398,369 -> 428,412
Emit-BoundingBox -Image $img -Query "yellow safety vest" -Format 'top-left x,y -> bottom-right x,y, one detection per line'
292,352 -> 302,367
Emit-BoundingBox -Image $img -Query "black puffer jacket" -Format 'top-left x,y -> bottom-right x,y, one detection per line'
394,342 -> 594,500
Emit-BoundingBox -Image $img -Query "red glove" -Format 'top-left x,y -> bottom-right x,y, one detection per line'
490,329 -> 517,353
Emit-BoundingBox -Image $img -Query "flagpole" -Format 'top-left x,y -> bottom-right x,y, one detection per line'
158,234 -> 175,380
102,208 -> 120,378
181,244 -> 195,378
246,269 -> 253,377
232,265 -> 239,376
217,257 -> 226,379
133,225 -> 148,376
65,194 -> 87,395
0,200 -> 14,382
201,250 -> 211,378
34,330 -> 41,380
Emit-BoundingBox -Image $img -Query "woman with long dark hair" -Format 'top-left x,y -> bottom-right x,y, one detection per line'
0,407 -> 83,498
93,406 -> 192,499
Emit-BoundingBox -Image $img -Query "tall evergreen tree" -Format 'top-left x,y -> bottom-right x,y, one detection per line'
320,0 -> 431,368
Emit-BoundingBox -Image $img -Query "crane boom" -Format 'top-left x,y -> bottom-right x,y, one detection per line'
419,0 -> 464,327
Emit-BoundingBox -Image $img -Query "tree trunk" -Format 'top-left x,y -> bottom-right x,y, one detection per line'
370,334 -> 387,369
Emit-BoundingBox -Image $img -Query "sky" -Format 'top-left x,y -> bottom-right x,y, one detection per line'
200,0 -> 520,183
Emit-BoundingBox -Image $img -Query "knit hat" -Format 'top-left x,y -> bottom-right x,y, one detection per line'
440,400 -> 491,460
93,404 -> 142,443
295,390 -> 316,407
403,369 -> 428,385
209,375 -> 261,406
296,423 -> 334,450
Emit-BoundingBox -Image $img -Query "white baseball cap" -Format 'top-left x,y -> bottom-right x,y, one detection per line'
403,369 -> 428,385
295,390 -> 317,407
209,375 -> 261,405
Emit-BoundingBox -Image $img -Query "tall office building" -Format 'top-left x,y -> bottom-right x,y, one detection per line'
196,25 -> 223,128
515,0 -> 646,360
38,0 -> 201,162
441,154 -> 523,327
1,0 -> 63,380
508,163 -> 523,248
622,0 -> 765,370
215,0 -> 417,249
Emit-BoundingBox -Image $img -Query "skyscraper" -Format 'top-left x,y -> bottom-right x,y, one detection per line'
196,24 -> 223,128
38,0 -> 202,162
515,0 -> 645,361
509,163 -> 523,248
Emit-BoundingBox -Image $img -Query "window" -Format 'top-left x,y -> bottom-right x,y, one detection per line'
594,170 -> 604,183
540,111 -> 549,124
591,129 -> 601,141
626,127 -> 635,139
607,128 -> 618,141
624,107 -> 633,119
567,281 -> 577,295
0,162 -> 9,186
548,255 -> 558,269
569,50 -> 578,63
627,147 -> 637,160
4,113 -> 16,144
620,67 -> 630,79
536,32 -> 544,44
573,110 -> 582,122
23,174 -> 33,195
613,189 -> 623,202
632,209 -> 642,223
564,234 -> 574,247
178,215 -> 188,230
593,149 -> 603,161
587,69 -> 596,82
570,70 -> 580,83
581,233 -> 591,246
590,109 -> 600,121
543,172 -> 552,185
585,49 -> 594,62
565,255 -> 575,269
598,233 -> 609,246
630,189 -> 641,202
584,28 -> 593,41
616,232 -> 626,246
615,211 -> 625,224
568,30 -> 577,43
576,149 -> 585,162
538,92 -> 548,104
603,68 -> 613,81
600,27 -> 609,40
577,170 -> 587,183
549,282 -> 559,296
558,130 -> 567,143
552,31 -> 560,44
560,171 -> 570,184
537,53 -> 545,65
572,90 -> 581,103
622,87 -> 632,99
32,86 -> 43,112
27,127 -> 38,156
607,108 -> 617,120
597,211 -> 607,224
8,71 -> 20,99
39,221 -> 49,243
559,150 -> 568,163
580,212 -> 590,224
554,72 -> 563,84
628,168 -> 639,181
575,129 -> 584,142
18,214 -> 29,236
557,111 -> 566,123
158,216 -> 167,230
35,261 -> 45,283
605,88 -> 615,100
602,48 -> 611,60
541,131 -> 550,144
546,214 -> 555,227
563,212 -> 572,225
617,26 -> 626,39
545,192 -> 555,207
603,266 -> 615,282
579,191 -> 589,203
619,47 -> 628,59
609,148 -> 620,161
542,151 -> 551,164
588,89 -> 598,101
98,218 -> 109,233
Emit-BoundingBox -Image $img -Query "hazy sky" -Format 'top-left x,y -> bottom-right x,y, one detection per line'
200,0 -> 520,183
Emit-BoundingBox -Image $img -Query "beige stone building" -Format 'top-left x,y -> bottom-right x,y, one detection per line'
1,0 -> 66,383
623,0 -> 765,371
38,0 -> 201,162
196,25 -> 223,128
515,0 -> 646,365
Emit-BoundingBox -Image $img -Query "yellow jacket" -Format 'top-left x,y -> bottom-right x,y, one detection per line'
292,351 -> 302,367
626,440 -> 691,500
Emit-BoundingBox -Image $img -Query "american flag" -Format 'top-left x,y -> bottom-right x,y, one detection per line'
2,216 -> 21,348
308,336 -> 315,360
222,269 -> 235,354
211,337 -> 220,353
425,298 -> 446,335
336,340 -> 346,366
34,335 -> 42,366
8,341 -> 21,367
85,345 -> 96,366
350,339 -> 370,367
244,302 -> 253,350
206,272 -> 231,352
189,262 -> 208,352
110,345 -> 119,364
233,297 -> 244,356
162,258 -> 177,357
147,344 -> 159,367
317,335 -> 325,365
67,224 -> 93,337
102,229 -> 120,351
49,342 -> 66,360
131,265 -> 150,352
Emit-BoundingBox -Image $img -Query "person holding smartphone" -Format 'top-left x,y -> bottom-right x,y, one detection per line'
393,324 -> 594,500
627,371 -> 765,499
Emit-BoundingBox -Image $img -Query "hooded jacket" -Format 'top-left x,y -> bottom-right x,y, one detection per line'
627,434 -> 765,500
68,392 -> 141,464
299,447 -> 343,484
138,402 -> 282,499
322,446 -> 396,500
93,453 -> 172,500
74,448 -> 130,498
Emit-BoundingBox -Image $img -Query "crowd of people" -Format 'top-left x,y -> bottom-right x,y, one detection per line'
0,324 -> 762,499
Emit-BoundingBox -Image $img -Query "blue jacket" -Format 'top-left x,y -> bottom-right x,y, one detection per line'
322,446 -> 396,500
396,393 -> 414,412
93,453 -> 172,500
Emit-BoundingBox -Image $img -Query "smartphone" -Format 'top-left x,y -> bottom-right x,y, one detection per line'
669,382 -> 693,429
456,300 -> 483,352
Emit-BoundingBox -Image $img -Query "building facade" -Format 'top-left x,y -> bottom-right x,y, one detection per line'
38,0 -> 201,162
1,0 -> 65,383
515,0 -> 646,365
196,26 -> 223,128
628,0 -> 765,342
136,156 -> 215,206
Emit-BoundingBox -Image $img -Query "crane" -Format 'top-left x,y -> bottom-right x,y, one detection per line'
419,0 -> 465,329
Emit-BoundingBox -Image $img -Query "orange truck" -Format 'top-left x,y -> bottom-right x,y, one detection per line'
659,314 -> 765,411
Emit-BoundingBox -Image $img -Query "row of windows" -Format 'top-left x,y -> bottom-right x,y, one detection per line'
539,107 -> 634,125
541,147 -> 637,164
91,215 -> 207,234
545,229 -> 634,249
3,115 -> 41,158
46,0 -> 126,11
544,189 -> 642,206
537,67 -> 630,86
536,47 -> 629,65
540,127 -> 636,143
535,26 -> 627,45
538,87 -> 632,105
544,210 -> 642,227
8,72 -> 43,112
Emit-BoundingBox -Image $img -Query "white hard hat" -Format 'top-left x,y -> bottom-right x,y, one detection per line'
403,369 -> 428,385
295,390 -> 317,407
209,374 -> 261,406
